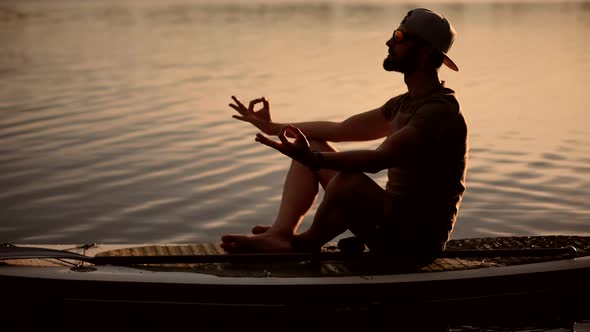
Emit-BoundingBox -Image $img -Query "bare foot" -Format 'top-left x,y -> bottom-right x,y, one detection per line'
251,224 -> 271,234
220,232 -> 293,253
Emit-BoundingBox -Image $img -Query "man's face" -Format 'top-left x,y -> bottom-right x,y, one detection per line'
383,28 -> 421,74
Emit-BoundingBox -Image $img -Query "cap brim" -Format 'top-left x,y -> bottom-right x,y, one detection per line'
443,54 -> 459,72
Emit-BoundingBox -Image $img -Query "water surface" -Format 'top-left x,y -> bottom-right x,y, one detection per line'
1,0 -> 589,245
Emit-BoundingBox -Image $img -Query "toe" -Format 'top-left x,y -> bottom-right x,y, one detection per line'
251,225 -> 271,234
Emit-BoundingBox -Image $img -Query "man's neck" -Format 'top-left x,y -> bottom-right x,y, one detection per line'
404,69 -> 443,99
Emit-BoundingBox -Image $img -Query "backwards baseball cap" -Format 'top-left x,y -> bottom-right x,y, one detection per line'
400,8 -> 459,72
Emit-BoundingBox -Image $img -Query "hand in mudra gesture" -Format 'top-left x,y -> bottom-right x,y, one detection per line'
229,96 -> 277,136
255,125 -> 316,168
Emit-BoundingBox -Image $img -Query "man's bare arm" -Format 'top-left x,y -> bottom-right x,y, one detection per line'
285,107 -> 392,142
313,125 -> 421,173
254,121 -> 423,175
230,96 -> 391,142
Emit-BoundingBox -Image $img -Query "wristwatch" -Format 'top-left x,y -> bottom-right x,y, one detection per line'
309,151 -> 324,172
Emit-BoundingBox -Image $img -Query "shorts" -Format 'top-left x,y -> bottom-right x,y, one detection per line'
360,192 -> 454,263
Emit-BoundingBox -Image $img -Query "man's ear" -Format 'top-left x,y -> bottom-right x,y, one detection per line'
420,44 -> 438,63
420,44 -> 436,59
417,44 -> 432,61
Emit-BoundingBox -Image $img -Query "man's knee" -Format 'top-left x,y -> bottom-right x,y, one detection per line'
324,171 -> 369,202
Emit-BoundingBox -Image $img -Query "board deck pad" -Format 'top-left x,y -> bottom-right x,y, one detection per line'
94,236 -> 590,277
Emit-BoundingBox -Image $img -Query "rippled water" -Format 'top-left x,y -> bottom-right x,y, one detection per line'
1,0 -> 589,245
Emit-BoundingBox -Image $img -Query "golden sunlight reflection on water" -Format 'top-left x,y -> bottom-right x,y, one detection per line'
0,0 -> 589,245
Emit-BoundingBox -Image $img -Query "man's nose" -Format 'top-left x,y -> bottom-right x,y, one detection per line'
386,37 -> 393,47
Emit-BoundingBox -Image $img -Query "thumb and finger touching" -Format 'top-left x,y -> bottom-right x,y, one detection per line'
231,97 -> 311,158
278,126 -> 292,146
248,98 -> 266,113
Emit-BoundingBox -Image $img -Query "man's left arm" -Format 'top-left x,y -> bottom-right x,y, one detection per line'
314,102 -> 457,173
313,125 -> 421,173
254,123 -> 421,174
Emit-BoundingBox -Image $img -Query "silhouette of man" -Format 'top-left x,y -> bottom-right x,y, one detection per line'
221,8 -> 468,263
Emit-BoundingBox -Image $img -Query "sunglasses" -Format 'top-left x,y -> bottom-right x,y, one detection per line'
392,29 -> 414,44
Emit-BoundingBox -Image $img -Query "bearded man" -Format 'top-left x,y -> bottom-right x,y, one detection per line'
221,8 -> 468,265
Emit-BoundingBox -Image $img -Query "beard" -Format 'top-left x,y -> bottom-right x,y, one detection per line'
383,57 -> 402,72
383,46 -> 419,73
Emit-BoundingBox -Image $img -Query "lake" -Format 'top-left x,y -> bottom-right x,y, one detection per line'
1,0 -> 589,247
1,0 -> 590,330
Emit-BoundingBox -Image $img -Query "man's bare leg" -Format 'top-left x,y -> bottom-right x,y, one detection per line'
293,171 -> 391,252
220,140 -> 337,253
